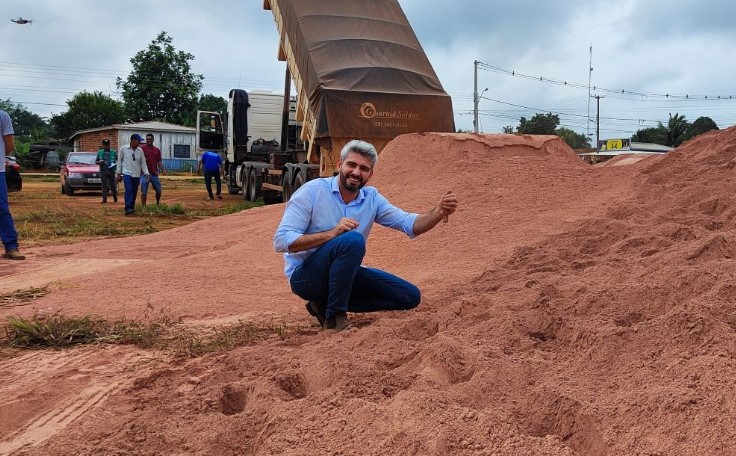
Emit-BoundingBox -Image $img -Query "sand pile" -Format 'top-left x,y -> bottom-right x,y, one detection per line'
6,131 -> 736,455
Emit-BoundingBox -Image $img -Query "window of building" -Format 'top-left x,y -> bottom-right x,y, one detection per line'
173,144 -> 191,158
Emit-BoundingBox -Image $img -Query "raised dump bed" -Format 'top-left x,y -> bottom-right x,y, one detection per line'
264,0 -> 455,175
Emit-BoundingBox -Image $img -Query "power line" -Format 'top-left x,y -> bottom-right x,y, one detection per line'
476,60 -> 736,101
480,96 -> 661,123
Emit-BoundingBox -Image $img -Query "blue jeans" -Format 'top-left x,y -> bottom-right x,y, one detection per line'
141,174 -> 161,198
0,173 -> 19,252
290,231 -> 421,317
123,174 -> 140,214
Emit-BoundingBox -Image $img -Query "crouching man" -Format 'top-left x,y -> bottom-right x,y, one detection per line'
273,140 -> 458,331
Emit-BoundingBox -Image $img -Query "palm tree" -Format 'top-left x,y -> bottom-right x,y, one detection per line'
665,113 -> 689,147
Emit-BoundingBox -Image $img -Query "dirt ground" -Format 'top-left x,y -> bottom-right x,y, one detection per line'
2,131 -> 736,455
6,177 -> 253,249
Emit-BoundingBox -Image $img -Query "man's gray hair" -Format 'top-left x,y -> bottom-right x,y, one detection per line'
340,140 -> 378,167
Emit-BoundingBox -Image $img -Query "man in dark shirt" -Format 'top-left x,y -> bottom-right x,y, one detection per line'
196,150 -> 225,200
140,133 -> 165,206
95,139 -> 118,204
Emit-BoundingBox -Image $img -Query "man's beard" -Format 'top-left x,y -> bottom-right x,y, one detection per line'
340,171 -> 364,192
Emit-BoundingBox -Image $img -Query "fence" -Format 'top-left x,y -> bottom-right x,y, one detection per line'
163,159 -> 198,173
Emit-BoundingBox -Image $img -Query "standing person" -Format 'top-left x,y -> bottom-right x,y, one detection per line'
95,139 -> 118,204
0,109 -> 24,260
273,140 -> 458,331
140,133 -> 165,207
196,150 -> 224,200
116,134 -> 150,216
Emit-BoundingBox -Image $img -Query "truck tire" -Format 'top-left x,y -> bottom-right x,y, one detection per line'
241,170 -> 248,201
282,169 -> 292,202
228,173 -> 239,195
249,168 -> 262,201
65,183 -> 75,196
242,169 -> 251,201
61,183 -> 66,194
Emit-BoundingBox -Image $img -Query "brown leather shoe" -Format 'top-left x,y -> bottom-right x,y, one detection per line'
324,314 -> 352,332
305,301 -> 326,328
3,249 -> 25,260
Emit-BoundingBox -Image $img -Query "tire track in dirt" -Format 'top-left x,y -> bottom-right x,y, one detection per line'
0,347 -> 158,455
0,259 -> 147,294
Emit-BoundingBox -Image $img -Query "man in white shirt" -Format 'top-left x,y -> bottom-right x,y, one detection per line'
116,134 -> 150,216
0,109 -> 24,259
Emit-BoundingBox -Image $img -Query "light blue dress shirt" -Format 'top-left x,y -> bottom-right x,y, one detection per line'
273,176 -> 419,279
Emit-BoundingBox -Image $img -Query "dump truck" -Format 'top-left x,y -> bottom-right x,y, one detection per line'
197,89 -> 305,200
196,0 -> 455,202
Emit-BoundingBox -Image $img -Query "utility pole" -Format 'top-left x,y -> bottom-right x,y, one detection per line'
587,45 -> 593,139
473,60 -> 479,133
593,94 -> 604,150
472,60 -> 488,133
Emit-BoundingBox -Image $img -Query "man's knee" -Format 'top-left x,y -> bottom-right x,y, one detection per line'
334,230 -> 366,256
404,283 -> 421,309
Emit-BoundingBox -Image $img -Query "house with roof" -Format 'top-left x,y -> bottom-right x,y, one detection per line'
69,121 -> 197,160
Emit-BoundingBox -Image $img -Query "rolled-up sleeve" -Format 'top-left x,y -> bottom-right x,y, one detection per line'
273,188 -> 313,252
374,193 -> 419,238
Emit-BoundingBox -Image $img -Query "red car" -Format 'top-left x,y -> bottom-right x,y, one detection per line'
60,152 -> 103,196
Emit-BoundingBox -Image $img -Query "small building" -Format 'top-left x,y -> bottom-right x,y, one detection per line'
69,121 -> 197,159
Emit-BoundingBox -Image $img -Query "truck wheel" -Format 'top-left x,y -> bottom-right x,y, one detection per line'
227,170 -> 238,194
242,169 -> 251,201
246,171 -> 250,201
249,168 -> 262,201
61,183 -> 66,194
65,183 -> 75,196
282,169 -> 292,202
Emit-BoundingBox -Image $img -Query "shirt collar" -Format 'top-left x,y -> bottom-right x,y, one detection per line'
330,175 -> 365,205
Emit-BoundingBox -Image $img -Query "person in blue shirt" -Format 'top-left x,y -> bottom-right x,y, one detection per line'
273,139 -> 458,331
196,150 -> 225,200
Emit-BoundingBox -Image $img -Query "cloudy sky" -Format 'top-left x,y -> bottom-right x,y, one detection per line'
2,0 -> 735,142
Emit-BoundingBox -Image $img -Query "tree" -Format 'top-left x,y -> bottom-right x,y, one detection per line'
0,99 -> 52,141
684,116 -> 718,141
517,113 -> 560,135
197,94 -> 228,116
632,125 -> 668,145
50,91 -> 126,141
555,127 -> 591,149
502,126 -> 514,134
665,112 -> 689,147
181,93 -> 228,126
117,31 -> 203,125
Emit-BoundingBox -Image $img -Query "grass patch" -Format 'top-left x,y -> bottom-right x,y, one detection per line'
23,192 -> 55,200
172,320 -> 297,358
2,309 -> 302,358
4,312 -> 166,348
22,175 -> 59,182
141,203 -> 186,215
189,200 -> 263,217
16,206 -> 56,222
16,206 -> 157,240
173,178 -> 204,184
1,285 -> 49,309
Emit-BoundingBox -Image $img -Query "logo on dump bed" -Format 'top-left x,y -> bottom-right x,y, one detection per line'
358,102 -> 419,121
360,103 -> 377,119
